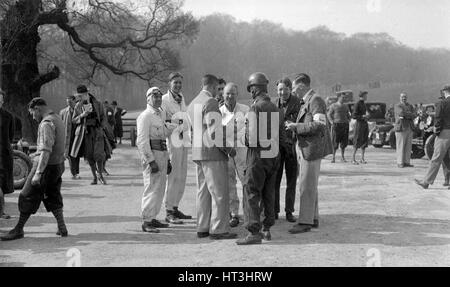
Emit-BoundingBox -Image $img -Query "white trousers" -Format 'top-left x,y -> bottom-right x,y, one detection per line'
228,147 -> 247,217
164,146 -> 188,210
142,150 -> 168,221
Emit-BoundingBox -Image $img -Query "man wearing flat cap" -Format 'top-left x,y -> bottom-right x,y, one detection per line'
415,85 -> 450,190
2,98 -> 67,241
161,72 -> 192,224
70,85 -> 109,185
137,87 -> 177,233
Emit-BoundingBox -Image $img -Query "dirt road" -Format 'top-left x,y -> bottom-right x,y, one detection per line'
1,143 -> 449,266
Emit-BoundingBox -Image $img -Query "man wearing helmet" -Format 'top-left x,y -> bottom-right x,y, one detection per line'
236,72 -> 285,245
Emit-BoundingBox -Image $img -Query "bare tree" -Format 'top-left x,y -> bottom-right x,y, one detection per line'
0,0 -> 198,142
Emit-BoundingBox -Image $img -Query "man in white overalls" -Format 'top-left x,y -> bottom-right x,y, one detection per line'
161,72 -> 192,224
137,87 -> 177,233
219,83 -> 249,228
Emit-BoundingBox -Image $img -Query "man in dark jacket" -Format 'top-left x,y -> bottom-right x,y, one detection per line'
286,73 -> 333,234
415,85 -> 450,189
236,72 -> 285,245
2,98 -> 67,241
0,90 -> 14,219
273,77 -> 301,223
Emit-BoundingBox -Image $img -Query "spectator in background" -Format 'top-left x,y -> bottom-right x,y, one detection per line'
394,92 -> 415,168
385,104 -> 395,123
216,78 -> 226,107
102,100 -> 116,175
112,101 -> 127,144
71,85 -> 108,185
351,91 -> 370,165
60,95 -> 80,180
104,101 -> 116,131
327,92 -> 351,163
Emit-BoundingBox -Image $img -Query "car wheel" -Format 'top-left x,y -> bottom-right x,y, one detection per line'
13,150 -> 32,190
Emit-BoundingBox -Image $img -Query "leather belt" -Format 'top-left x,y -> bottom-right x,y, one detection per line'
150,139 -> 167,151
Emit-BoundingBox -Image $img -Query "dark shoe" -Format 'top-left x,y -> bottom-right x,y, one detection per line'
142,223 -> 160,233
288,224 -> 312,234
148,219 -> 169,228
91,178 -> 98,185
312,219 -> 319,228
98,174 -> 107,185
274,213 -> 279,220
56,227 -> 68,237
414,179 -> 429,189
397,164 -> 405,168
197,232 -> 210,238
443,181 -> 449,187
286,212 -> 296,223
262,230 -> 271,241
165,213 -> 183,224
229,216 -> 239,228
1,228 -> 24,241
209,232 -> 237,240
236,233 -> 262,245
1,213 -> 11,220
173,207 -> 192,220
404,163 -> 414,167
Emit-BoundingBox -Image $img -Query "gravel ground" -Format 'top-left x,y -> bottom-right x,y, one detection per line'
1,142 -> 449,267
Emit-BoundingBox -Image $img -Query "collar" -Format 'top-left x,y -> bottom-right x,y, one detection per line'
302,89 -> 313,102
146,104 -> 162,115
170,90 -> 183,102
202,89 -> 213,98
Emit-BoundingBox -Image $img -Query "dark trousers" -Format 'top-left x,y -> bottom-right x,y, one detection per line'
19,163 -> 65,214
68,156 -> 80,176
274,146 -> 297,214
244,149 -> 279,234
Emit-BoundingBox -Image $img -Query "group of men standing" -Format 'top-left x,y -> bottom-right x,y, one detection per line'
136,71 -> 333,245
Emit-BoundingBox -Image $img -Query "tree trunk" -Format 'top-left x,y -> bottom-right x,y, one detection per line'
0,0 -> 58,144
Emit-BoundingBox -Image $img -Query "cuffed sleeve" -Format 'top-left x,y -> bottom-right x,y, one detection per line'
136,112 -> 155,164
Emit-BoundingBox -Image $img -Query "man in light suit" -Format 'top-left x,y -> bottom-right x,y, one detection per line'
415,85 -> 450,189
59,95 -> 80,180
187,74 -> 237,240
286,73 -> 333,234
161,72 -> 192,224
394,92 -> 415,168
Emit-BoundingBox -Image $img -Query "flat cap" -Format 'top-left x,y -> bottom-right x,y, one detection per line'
76,85 -> 88,94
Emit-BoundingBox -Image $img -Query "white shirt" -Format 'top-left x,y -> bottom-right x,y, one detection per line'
162,90 -> 191,145
220,103 -> 250,148
136,105 -> 175,164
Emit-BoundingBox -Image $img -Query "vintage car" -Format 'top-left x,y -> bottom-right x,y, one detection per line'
11,140 -> 35,190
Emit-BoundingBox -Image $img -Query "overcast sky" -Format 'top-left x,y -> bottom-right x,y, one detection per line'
182,0 -> 450,49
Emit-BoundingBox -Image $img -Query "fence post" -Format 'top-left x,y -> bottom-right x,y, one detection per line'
130,127 -> 136,147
